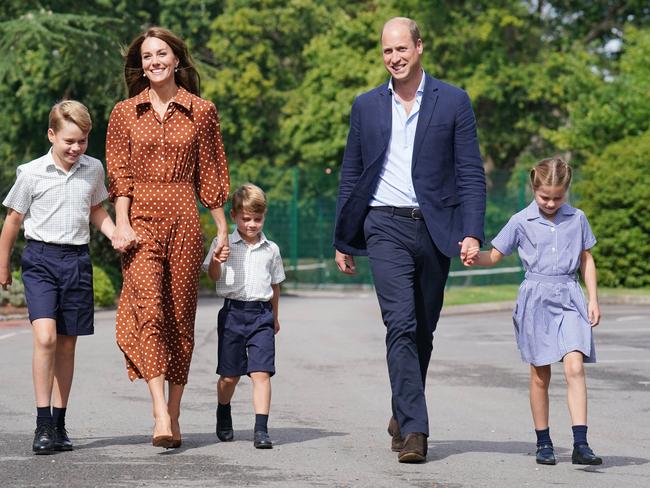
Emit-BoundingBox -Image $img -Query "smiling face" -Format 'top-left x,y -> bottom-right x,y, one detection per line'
231,209 -> 265,244
47,120 -> 88,170
534,184 -> 567,219
141,36 -> 178,87
381,20 -> 423,85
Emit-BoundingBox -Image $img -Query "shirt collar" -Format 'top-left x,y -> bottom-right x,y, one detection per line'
134,86 -> 193,111
388,70 -> 426,97
231,229 -> 268,247
44,147 -> 87,172
525,200 -> 577,221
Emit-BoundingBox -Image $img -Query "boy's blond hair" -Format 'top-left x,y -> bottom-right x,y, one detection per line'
48,100 -> 92,134
231,183 -> 267,215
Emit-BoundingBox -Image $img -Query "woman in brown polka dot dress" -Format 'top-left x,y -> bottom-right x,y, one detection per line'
106,27 -> 230,448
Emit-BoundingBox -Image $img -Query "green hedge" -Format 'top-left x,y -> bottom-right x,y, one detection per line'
575,130 -> 650,287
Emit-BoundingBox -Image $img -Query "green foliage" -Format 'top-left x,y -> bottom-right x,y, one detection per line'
93,264 -> 116,307
575,130 -> 650,287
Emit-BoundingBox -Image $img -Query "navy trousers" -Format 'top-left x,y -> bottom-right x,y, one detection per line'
364,208 -> 450,436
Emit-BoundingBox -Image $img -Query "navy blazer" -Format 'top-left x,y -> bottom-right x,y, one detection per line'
334,73 -> 486,257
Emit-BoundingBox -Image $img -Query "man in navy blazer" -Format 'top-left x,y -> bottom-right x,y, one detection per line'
334,17 -> 486,463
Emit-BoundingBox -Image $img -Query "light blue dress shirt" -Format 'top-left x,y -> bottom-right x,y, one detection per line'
369,71 -> 426,207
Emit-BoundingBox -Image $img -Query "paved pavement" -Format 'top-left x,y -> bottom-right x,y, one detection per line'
1,295 -> 649,487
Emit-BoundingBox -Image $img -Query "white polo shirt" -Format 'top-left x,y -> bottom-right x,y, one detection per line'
203,229 -> 285,302
3,149 -> 109,245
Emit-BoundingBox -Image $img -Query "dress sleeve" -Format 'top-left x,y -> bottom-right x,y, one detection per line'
105,102 -> 133,201
491,215 -> 519,256
195,102 -> 229,208
580,212 -> 597,250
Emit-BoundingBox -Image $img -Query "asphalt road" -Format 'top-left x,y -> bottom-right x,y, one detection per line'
1,294 -> 649,488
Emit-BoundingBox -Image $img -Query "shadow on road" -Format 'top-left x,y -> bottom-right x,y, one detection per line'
75,427 -> 348,453
430,439 -> 650,469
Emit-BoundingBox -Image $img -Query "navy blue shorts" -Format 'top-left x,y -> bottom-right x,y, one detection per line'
217,299 -> 275,377
21,240 -> 94,336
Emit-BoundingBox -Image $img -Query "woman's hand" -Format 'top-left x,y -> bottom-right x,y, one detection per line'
112,222 -> 139,253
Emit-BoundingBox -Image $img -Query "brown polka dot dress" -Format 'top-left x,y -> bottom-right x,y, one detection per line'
106,87 -> 229,385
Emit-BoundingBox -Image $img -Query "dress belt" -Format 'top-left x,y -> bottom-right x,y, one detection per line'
370,206 -> 423,219
525,272 -> 577,284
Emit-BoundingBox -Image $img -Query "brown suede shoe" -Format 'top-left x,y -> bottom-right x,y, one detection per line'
387,417 -> 404,452
398,432 -> 427,463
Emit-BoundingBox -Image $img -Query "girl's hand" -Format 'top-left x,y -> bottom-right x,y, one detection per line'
588,301 -> 601,327
274,319 -> 281,335
112,222 -> 139,253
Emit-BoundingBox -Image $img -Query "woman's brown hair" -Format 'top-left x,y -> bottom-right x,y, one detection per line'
123,26 -> 200,97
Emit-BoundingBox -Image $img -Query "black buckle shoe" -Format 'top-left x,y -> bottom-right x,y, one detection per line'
536,443 -> 557,465
216,410 -> 234,442
32,424 -> 56,454
253,430 -> 273,449
572,444 -> 602,465
53,425 -> 74,451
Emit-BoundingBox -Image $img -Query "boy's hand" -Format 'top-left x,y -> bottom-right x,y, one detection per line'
588,300 -> 601,327
0,265 -> 12,290
213,244 -> 230,263
112,223 -> 139,253
274,319 -> 280,335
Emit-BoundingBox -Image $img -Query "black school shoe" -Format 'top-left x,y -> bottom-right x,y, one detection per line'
572,444 -> 602,465
32,424 -> 56,454
53,426 -> 74,451
216,410 -> 234,442
535,444 -> 557,465
253,430 -> 273,449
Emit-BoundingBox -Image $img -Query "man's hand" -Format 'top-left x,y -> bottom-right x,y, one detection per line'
459,237 -> 480,266
335,250 -> 356,275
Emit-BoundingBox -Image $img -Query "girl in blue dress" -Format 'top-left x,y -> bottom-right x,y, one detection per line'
466,158 -> 602,466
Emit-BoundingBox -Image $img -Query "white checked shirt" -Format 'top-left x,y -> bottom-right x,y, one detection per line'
3,149 -> 109,245
203,229 -> 285,301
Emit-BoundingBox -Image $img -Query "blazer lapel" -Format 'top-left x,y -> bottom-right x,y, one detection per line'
412,74 -> 439,166
378,83 -> 392,144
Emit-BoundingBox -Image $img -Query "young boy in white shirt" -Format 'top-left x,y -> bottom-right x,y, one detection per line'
0,100 -> 115,454
203,183 -> 285,449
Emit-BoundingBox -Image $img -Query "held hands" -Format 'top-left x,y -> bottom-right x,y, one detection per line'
335,250 -> 356,275
458,237 -> 480,266
211,234 -> 230,264
588,300 -> 601,327
111,222 -> 140,253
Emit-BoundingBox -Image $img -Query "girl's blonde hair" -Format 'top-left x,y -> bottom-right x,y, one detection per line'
231,183 -> 267,215
49,100 -> 92,134
530,157 -> 572,191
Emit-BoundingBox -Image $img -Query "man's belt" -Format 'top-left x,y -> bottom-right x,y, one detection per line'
371,206 -> 423,219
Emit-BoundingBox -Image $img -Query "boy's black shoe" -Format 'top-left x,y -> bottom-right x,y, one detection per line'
535,443 -> 557,465
53,426 -> 74,451
572,444 -> 602,465
216,410 -> 234,442
253,430 -> 273,449
32,424 -> 56,454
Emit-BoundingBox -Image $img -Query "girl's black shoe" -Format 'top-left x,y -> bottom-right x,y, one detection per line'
32,424 -> 56,454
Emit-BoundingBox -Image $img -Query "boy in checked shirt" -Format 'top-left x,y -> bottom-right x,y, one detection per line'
0,100 -> 115,454
204,183 -> 285,449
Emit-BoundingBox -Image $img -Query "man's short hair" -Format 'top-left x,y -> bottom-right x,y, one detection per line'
382,17 -> 422,45
49,100 -> 92,134
231,183 -> 267,215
